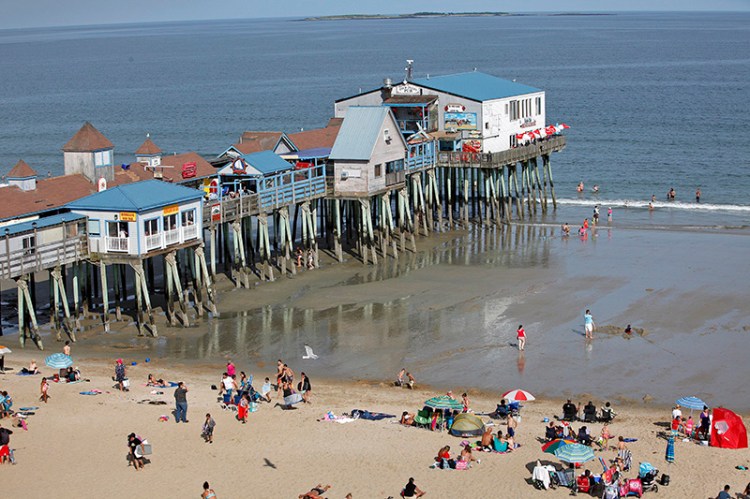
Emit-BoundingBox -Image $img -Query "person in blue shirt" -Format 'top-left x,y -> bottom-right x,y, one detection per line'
716,484 -> 731,499
584,309 -> 596,339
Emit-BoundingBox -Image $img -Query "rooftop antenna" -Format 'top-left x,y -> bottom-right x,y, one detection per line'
405,59 -> 414,81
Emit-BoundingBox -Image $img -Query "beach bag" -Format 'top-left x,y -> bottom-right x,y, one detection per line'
122,378 -> 130,389
660,474 -> 670,486
603,485 -> 619,499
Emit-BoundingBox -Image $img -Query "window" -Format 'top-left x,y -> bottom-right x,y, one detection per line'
374,164 -> 382,177
87,219 -> 101,236
163,213 -> 179,231
385,159 -> 404,173
535,97 -> 542,115
108,221 -> 129,238
144,218 -> 159,236
505,103 -> 509,115
510,100 -> 518,120
94,150 -> 112,167
181,209 -> 196,226
22,235 -> 36,255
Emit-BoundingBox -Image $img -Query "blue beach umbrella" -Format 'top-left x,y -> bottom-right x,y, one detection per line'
676,396 -> 706,411
45,353 -> 73,369
554,443 -> 596,465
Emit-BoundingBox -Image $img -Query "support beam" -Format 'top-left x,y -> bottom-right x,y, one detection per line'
99,262 -> 110,333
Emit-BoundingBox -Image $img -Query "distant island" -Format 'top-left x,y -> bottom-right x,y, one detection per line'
303,12 -> 515,21
303,12 -> 615,21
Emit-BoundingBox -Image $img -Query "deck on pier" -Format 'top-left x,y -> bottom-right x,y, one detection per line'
1,234 -> 88,280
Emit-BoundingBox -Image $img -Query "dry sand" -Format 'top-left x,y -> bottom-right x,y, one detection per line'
1,352 -> 748,499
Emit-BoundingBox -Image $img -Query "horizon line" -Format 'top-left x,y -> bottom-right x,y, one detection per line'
1,9 -> 749,32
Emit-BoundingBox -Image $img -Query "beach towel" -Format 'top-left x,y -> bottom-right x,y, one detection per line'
622,438 -> 638,442
665,436 -> 675,463
18,407 -> 39,411
349,409 -> 396,421
79,390 -> 102,395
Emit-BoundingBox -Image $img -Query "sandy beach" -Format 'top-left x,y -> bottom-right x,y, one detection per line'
1,352 -> 749,498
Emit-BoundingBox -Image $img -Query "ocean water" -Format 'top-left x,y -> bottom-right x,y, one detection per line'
1,12 -> 749,228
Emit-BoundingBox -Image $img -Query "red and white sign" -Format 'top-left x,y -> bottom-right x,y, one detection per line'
445,104 -> 465,113
181,162 -> 197,179
211,204 -> 221,222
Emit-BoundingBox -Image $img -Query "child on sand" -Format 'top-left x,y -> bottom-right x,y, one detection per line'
39,377 -> 49,403
202,413 -> 215,443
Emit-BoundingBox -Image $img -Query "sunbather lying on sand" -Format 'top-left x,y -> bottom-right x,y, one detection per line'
147,374 -> 166,387
299,483 -> 330,498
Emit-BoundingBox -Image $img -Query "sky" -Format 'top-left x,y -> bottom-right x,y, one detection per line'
1,0 -> 749,29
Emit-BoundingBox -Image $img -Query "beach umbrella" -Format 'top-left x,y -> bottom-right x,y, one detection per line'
502,389 -> 536,402
546,125 -> 557,136
515,133 -> 525,141
424,395 -> 464,411
45,353 -> 73,369
0,345 -> 11,355
283,392 -> 303,407
554,443 -> 596,465
542,438 -> 576,455
675,396 -> 706,411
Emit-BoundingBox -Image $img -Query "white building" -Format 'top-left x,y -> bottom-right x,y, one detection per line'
335,71 -> 545,154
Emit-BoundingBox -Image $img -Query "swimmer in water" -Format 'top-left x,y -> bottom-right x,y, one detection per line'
592,185 -> 599,193
648,202 -> 654,211
562,223 -> 570,236
577,181 -> 584,193
607,207 -> 613,223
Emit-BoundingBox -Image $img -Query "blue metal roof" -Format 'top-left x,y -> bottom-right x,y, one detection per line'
412,72 -> 541,102
242,151 -> 293,176
330,107 -> 400,161
66,179 -> 203,213
2,212 -> 86,237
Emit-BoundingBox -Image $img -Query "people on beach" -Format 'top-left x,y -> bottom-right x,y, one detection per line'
561,222 -> 570,236
147,374 -> 166,387
583,218 -> 589,230
717,484 -> 731,499
260,377 -> 272,402
63,340 -> 71,356
307,249 -> 315,269
696,187 -> 701,203
397,368 -> 406,387
202,413 -> 215,443
201,481 -> 217,498
296,247 -> 303,268
577,181 -> 584,193
39,377 -> 49,403
667,187 -> 676,200
584,309 -> 596,339
593,206 -> 600,223
400,411 -> 415,426
406,372 -> 415,389
516,324 -> 526,351
174,382 -> 189,423
299,484 -> 331,498
651,194 -> 656,203
624,324 -> 632,335
607,207 -> 613,223
226,360 -> 235,377
461,392 -> 471,413
21,360 -> 38,375
114,359 -> 127,391
0,423 -> 13,464
592,185 -> 599,194
700,406 -> 711,440
481,426 -> 494,450
237,394 -> 250,423
299,372 -> 312,403
220,373 -> 237,402
127,433 -> 144,471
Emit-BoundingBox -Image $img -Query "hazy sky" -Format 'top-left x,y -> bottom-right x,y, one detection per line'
2,0 -> 749,29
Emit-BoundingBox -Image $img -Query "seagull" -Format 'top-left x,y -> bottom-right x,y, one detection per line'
302,345 -> 319,360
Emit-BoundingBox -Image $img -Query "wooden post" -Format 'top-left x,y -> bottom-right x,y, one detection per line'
99,262 -> 110,333
333,199 -> 343,262
544,154 -> 557,210
209,226 -> 217,278
17,276 -> 42,349
512,163 -> 523,219
167,251 -> 189,327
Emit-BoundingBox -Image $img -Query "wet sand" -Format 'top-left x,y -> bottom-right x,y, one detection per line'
35,222 -> 750,411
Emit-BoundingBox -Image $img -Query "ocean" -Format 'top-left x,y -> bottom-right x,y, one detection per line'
2,13 -> 750,405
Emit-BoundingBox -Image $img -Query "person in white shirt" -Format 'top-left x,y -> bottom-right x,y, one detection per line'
672,405 -> 682,420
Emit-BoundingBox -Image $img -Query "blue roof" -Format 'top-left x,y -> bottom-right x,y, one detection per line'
295,147 -> 331,160
412,71 -> 541,102
2,212 -> 86,237
243,151 -> 293,176
66,180 -> 203,213
330,107 -> 402,161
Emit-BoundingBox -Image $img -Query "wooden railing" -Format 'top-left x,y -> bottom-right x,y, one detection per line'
0,234 -> 88,280
437,135 -> 566,168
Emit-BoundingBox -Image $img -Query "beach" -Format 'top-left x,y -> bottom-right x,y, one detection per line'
0,220 -> 749,497
1,353 -> 749,498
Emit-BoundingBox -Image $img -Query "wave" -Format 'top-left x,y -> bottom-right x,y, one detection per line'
555,198 -> 750,213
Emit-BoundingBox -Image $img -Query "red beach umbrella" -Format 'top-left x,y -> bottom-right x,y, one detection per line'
502,389 -> 536,401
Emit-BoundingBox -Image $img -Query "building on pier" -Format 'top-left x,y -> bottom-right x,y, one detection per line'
220,131 -> 297,159
335,70 -> 545,154
63,122 -> 116,183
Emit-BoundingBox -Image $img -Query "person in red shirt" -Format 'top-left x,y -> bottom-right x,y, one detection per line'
671,416 -> 681,437
517,325 -> 526,351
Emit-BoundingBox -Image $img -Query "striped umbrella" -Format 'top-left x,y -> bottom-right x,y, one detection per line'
675,396 -> 706,411
554,443 -> 596,464
424,395 -> 464,411
542,438 -> 576,455
45,353 -> 73,369
502,389 -> 536,402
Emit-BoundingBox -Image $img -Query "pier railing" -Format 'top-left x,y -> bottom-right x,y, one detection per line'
437,135 -> 566,168
0,234 -> 88,280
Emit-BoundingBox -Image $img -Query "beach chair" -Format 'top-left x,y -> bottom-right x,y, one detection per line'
494,404 -> 510,420
553,468 -> 576,490
583,405 -> 597,423
413,409 -> 431,429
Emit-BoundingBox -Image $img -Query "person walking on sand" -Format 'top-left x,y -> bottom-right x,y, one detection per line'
114,358 -> 127,391
516,324 -> 526,351
584,309 -> 596,339
202,481 -> 217,498
202,413 -> 215,443
39,377 -> 49,403
174,382 -> 189,423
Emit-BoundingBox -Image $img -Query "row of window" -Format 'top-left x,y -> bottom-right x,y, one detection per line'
508,97 -> 543,121
87,209 -> 196,238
